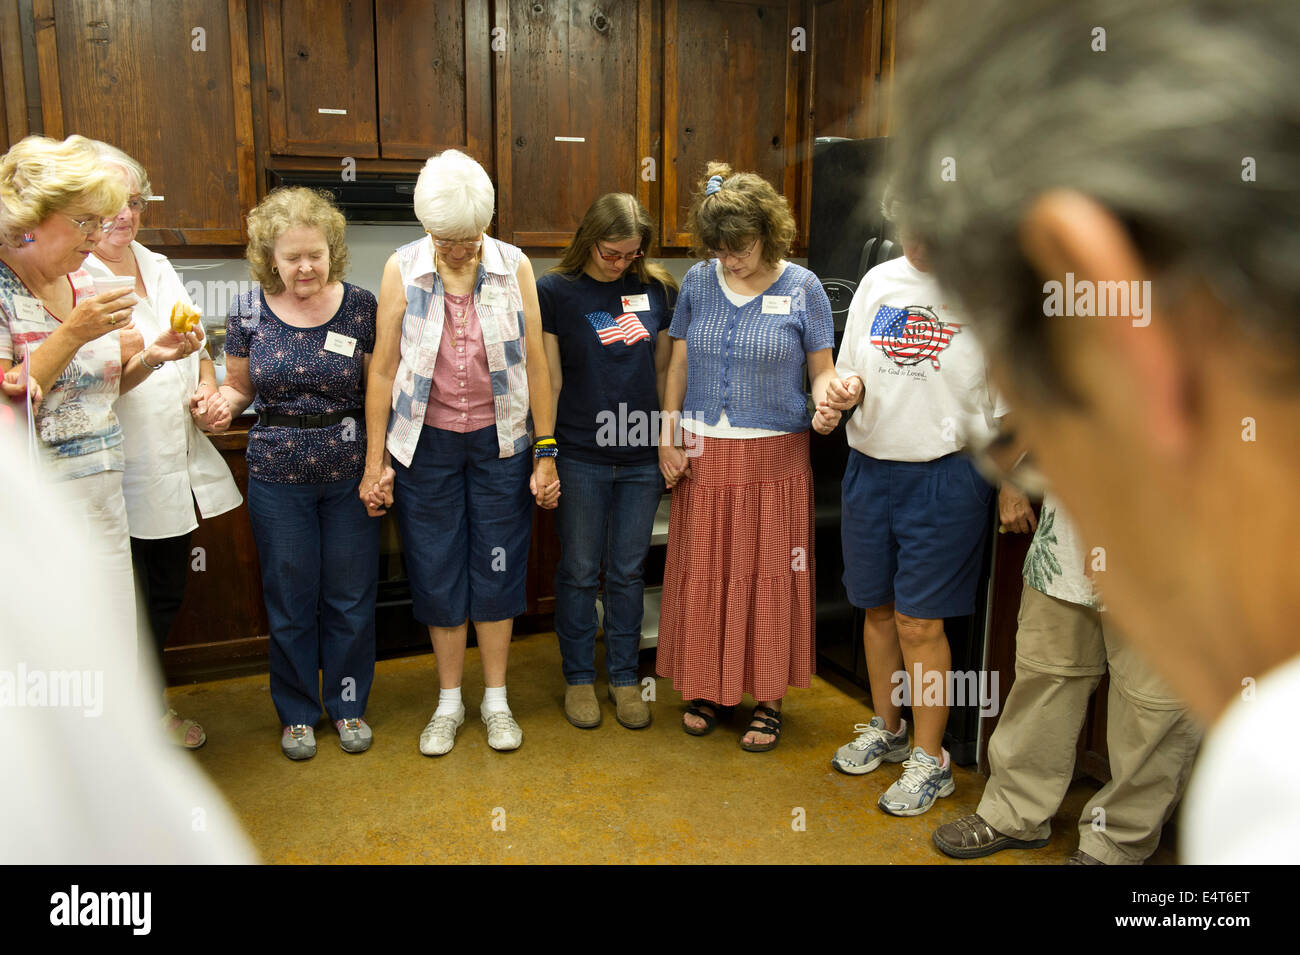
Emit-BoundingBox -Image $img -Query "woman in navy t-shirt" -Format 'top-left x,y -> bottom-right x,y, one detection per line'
538,193 -> 678,731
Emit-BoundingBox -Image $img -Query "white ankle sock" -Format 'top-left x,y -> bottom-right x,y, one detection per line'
434,686 -> 463,718
481,685 -> 510,715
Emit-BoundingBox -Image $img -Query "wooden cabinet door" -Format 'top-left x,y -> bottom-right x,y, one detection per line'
31,0 -> 257,246
375,0 -> 493,162
809,0 -> 883,141
263,0 -> 379,157
662,0 -> 802,249
493,0 -> 653,248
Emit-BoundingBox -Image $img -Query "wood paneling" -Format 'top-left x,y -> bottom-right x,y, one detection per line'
30,0 -> 256,245
263,0 -> 379,156
377,0 -> 467,159
809,0 -> 881,140
662,0 -> 802,248
494,0 -> 651,247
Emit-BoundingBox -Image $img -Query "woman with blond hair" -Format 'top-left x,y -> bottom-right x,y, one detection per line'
212,187 -> 379,760
0,134 -> 203,666
361,149 -> 558,756
538,193 -> 677,730
657,162 -> 837,751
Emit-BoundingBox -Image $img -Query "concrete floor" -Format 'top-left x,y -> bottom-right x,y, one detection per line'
169,632 -> 1178,864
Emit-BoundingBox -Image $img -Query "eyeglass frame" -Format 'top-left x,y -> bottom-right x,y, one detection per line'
62,212 -> 118,237
708,238 -> 760,264
594,241 -> 645,264
426,231 -> 483,254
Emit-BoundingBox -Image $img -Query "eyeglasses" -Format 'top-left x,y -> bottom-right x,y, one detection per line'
708,239 -> 759,264
63,213 -> 117,237
123,196 -> 146,214
428,233 -> 482,253
595,243 -> 645,264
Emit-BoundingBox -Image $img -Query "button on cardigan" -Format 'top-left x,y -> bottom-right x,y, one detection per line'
667,260 -> 834,433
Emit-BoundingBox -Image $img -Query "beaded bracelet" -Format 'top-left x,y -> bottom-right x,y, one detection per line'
533,444 -> 558,459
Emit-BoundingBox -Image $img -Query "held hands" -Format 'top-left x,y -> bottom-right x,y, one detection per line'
359,466 -> 396,517
812,400 -> 841,435
530,457 -> 560,509
190,386 -> 231,433
998,482 -> 1038,534
67,287 -> 137,344
659,442 -> 691,489
824,376 -> 863,411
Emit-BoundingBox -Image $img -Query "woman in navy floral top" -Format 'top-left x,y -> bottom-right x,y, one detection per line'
214,187 -> 380,760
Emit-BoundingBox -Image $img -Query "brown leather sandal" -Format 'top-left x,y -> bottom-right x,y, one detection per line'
932,813 -> 1049,858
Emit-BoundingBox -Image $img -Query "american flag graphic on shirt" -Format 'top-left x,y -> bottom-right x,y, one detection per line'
585,311 -> 651,347
870,304 -> 961,369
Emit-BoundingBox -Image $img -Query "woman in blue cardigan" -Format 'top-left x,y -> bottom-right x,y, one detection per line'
657,161 -> 839,751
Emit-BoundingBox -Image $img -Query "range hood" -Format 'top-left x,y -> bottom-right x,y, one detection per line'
266,170 -> 420,224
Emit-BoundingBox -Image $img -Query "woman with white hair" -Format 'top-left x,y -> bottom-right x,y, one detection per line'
362,149 -> 559,756
0,134 -> 203,669
84,142 -> 242,750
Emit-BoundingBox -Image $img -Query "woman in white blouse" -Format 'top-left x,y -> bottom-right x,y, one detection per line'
85,143 -> 242,749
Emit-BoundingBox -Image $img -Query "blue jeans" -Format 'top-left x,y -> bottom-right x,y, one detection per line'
553,456 -> 664,686
248,475 -> 380,726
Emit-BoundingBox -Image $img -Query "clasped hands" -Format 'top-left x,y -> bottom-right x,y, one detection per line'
812,376 -> 862,435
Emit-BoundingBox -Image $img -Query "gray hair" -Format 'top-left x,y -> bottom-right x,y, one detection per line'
888,0 -> 1300,402
90,141 -> 152,199
413,149 -> 495,237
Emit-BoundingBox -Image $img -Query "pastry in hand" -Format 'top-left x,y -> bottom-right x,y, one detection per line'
170,302 -> 202,334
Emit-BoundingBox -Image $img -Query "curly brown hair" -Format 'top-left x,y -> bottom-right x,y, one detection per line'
245,187 -> 349,294
686,161 -> 795,270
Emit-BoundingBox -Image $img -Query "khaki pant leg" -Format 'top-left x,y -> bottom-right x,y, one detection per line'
1075,616 -> 1204,864
978,586 -> 1106,840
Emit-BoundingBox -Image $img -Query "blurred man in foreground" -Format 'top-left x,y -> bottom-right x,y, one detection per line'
889,0 -> 1298,861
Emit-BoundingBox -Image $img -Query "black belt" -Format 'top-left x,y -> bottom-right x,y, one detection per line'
257,408 -> 364,429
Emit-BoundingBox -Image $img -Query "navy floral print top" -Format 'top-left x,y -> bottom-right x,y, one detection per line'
225,282 -> 377,484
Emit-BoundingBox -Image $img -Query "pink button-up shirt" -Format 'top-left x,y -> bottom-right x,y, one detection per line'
423,289 -> 495,431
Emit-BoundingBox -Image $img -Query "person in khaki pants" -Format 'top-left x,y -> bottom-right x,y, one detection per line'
933,491 -> 1202,864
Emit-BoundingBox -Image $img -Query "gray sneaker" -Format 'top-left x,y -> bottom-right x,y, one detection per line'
878,746 -> 955,816
831,716 -> 909,775
335,717 -> 372,753
281,724 -> 317,760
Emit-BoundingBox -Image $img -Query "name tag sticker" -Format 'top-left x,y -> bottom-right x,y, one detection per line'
621,293 -> 650,311
13,296 -> 44,324
324,331 -> 357,357
479,285 -> 508,309
762,295 -> 792,315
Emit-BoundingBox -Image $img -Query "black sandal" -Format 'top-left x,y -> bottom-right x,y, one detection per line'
683,699 -> 733,736
740,705 -> 783,752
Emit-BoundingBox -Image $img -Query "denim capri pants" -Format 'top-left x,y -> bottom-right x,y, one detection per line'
393,424 -> 533,626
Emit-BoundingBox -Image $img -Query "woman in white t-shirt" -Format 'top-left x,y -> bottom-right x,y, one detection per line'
85,143 -> 242,749
823,208 -> 1006,817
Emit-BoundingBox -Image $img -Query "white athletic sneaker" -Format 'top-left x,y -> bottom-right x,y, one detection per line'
481,708 -> 523,751
419,707 -> 465,756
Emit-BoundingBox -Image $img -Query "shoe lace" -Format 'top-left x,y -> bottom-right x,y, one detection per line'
895,755 -> 937,793
847,722 -> 888,751
288,724 -> 309,741
342,718 -> 362,731
424,714 -> 458,736
484,711 -> 517,733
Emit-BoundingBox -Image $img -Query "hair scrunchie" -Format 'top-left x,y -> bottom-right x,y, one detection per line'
705,174 -> 724,197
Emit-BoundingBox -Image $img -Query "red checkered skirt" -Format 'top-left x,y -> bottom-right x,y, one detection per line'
656,429 -> 815,705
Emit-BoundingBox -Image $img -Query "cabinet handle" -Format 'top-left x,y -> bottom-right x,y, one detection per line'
317,108 -> 348,115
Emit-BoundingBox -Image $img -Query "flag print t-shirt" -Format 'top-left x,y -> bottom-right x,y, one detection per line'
537,270 -> 676,465
835,255 -> 1007,462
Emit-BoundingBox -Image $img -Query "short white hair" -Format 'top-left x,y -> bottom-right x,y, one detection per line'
413,149 -> 495,237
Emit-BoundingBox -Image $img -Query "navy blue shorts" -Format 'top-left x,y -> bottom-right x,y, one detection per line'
393,424 -> 533,626
841,450 -> 994,619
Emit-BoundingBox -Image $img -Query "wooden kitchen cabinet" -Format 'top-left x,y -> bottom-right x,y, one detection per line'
809,0 -> 883,141
661,0 -> 803,249
30,0 -> 257,246
493,0 -> 654,247
262,0 -> 379,156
